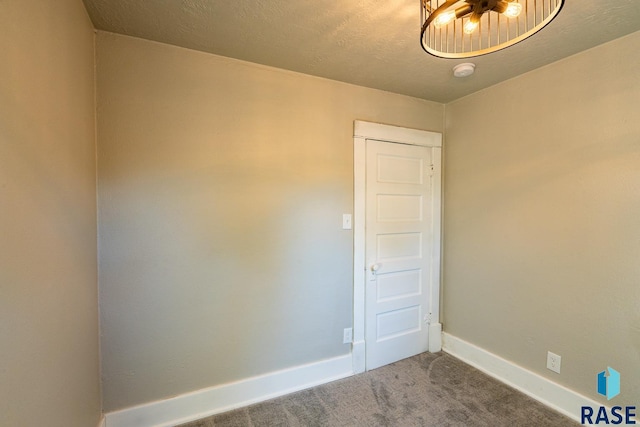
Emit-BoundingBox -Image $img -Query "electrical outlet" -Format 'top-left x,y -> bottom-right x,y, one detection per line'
547,351 -> 561,374
343,328 -> 353,344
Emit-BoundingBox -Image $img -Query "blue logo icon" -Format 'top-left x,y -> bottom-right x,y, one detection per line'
597,367 -> 620,400
580,367 -> 634,424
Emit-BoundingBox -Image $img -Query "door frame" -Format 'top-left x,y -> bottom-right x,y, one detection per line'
352,120 -> 442,374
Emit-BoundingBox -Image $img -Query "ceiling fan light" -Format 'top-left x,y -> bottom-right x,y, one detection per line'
503,2 -> 523,18
433,10 -> 457,28
463,20 -> 479,34
421,0 -> 565,59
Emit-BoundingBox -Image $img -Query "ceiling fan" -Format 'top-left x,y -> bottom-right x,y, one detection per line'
421,0 -> 564,58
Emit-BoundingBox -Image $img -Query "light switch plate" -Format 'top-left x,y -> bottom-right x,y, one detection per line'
342,214 -> 352,230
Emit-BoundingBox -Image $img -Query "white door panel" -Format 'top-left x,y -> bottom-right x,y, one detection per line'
376,194 -> 423,222
365,140 -> 433,370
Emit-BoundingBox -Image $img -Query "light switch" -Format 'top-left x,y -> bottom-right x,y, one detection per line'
342,214 -> 352,230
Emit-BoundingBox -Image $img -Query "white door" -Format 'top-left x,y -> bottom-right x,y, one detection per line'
365,139 -> 434,370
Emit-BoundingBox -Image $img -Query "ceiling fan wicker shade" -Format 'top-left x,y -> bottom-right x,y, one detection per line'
421,0 -> 564,59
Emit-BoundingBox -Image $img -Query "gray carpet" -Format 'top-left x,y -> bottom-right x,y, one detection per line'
178,352 -> 578,427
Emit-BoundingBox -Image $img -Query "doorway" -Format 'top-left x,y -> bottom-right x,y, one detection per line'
352,121 -> 442,373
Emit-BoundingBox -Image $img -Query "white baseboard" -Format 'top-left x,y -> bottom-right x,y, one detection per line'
442,333 -> 601,423
104,354 -> 353,427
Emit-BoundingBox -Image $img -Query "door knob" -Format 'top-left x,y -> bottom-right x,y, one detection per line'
369,263 -> 381,281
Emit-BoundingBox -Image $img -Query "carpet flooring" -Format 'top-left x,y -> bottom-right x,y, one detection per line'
177,352 -> 579,427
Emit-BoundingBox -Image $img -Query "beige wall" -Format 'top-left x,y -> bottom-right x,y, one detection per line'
0,1 -> 101,426
96,32 -> 444,411
444,31 -> 640,406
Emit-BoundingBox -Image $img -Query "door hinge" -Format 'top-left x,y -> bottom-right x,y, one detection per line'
429,164 -> 434,176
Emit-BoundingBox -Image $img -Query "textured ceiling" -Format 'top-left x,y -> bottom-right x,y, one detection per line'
83,0 -> 640,103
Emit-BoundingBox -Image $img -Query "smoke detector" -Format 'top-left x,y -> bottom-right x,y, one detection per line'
453,63 -> 476,78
